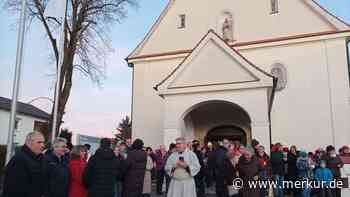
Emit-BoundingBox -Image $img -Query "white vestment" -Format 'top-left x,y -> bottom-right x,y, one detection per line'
165,149 -> 201,197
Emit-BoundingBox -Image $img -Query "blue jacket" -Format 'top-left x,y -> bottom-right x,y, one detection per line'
315,168 -> 333,186
296,157 -> 313,179
43,150 -> 70,197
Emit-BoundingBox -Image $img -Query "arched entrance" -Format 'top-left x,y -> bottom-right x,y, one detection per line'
182,100 -> 251,145
206,125 -> 247,145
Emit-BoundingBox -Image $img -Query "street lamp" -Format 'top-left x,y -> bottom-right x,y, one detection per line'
6,0 -> 27,165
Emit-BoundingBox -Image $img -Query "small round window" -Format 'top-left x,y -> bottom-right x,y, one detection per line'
271,63 -> 287,91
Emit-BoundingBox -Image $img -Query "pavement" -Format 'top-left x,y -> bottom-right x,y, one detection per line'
150,183 -> 217,197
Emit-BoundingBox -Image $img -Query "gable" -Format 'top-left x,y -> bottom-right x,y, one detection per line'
156,30 -> 274,95
169,40 -> 258,88
128,0 -> 349,59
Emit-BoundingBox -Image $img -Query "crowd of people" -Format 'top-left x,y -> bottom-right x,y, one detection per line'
1,131 -> 349,197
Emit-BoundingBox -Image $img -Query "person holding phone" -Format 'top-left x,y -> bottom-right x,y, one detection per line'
165,137 -> 201,197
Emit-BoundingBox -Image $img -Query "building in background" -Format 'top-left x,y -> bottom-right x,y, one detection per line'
0,96 -> 50,146
76,134 -> 101,154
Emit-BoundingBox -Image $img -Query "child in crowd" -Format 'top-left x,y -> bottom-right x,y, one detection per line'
315,160 -> 333,197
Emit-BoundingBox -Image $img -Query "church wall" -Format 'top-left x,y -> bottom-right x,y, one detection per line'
323,38 -> 350,147
132,58 -> 183,147
238,38 -> 350,150
137,0 -> 335,56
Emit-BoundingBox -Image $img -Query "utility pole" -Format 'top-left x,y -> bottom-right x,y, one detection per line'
51,0 -> 68,144
6,0 -> 27,164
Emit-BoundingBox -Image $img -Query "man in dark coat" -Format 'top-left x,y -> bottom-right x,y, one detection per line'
154,145 -> 167,195
192,140 -> 205,197
43,137 -> 70,197
83,138 -> 121,197
286,145 -> 299,196
122,139 -> 147,197
213,139 -> 230,197
3,132 -> 46,197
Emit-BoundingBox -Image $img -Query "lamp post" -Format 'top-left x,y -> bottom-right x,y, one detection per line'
6,0 -> 27,164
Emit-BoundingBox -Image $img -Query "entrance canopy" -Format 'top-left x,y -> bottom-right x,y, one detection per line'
154,30 -> 276,151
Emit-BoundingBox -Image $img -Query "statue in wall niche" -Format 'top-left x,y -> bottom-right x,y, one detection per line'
271,63 -> 287,91
222,18 -> 233,42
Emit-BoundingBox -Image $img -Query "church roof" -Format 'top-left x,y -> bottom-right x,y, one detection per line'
127,0 -> 350,61
154,30 -> 274,95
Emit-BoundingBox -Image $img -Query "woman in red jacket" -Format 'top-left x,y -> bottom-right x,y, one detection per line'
69,145 -> 88,197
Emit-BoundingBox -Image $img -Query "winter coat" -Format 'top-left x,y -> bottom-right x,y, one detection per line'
296,157 -> 313,179
83,148 -> 121,197
315,168 -> 333,187
3,145 -> 45,197
154,149 -> 167,170
142,155 -> 154,194
213,146 -> 228,177
122,149 -> 147,197
222,157 -> 237,186
270,151 -> 286,176
69,159 -> 87,197
238,156 -> 260,197
193,149 -> 205,179
43,150 -> 70,197
325,155 -> 344,178
287,152 -> 298,181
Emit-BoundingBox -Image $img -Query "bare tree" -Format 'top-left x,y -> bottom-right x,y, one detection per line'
4,0 -> 138,137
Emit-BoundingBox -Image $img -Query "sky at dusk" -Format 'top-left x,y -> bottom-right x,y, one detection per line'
0,0 -> 349,139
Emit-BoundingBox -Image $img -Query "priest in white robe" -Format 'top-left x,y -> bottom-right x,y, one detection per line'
165,137 -> 201,197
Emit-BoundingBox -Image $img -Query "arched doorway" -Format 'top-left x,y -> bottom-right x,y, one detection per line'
206,125 -> 247,145
182,100 -> 251,145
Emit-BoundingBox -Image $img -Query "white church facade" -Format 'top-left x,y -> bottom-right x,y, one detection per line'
126,0 -> 350,151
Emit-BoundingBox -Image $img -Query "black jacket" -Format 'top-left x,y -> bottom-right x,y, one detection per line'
3,145 -> 45,197
43,150 -> 70,197
270,151 -> 286,176
83,148 -> 121,197
287,152 -> 298,181
193,149 -> 205,178
222,158 -> 237,185
213,146 -> 228,177
122,149 -> 147,197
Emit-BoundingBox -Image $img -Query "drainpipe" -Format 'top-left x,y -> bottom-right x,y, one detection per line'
268,77 -> 278,155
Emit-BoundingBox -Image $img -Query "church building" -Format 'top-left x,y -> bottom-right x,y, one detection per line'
126,0 -> 350,151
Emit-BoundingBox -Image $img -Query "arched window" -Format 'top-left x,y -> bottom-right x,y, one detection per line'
271,63 -> 287,91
